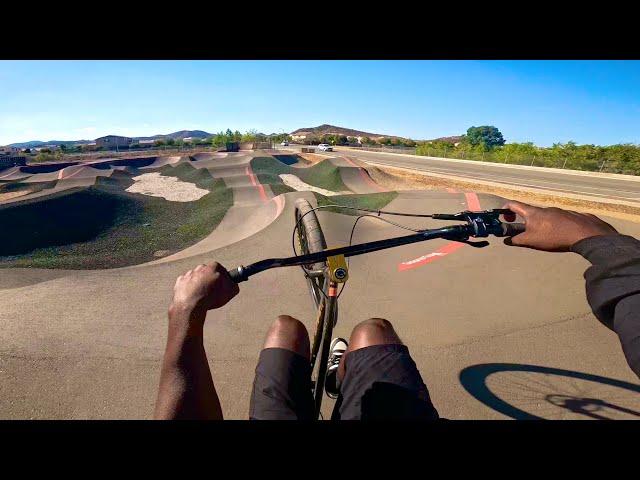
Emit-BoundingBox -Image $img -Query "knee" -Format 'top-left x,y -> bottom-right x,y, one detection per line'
354,317 -> 395,334
349,318 -> 401,349
264,315 -> 310,358
270,315 -> 308,336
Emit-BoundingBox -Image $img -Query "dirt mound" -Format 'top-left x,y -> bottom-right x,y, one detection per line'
0,164 -> 233,269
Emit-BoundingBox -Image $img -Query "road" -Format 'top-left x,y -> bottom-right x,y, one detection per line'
287,145 -> 640,203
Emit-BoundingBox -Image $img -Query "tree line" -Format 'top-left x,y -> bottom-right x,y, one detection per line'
142,129 -> 292,148
415,126 -> 640,175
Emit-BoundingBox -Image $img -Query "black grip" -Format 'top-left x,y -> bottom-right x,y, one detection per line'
500,222 -> 526,237
228,266 -> 248,283
432,213 -> 459,220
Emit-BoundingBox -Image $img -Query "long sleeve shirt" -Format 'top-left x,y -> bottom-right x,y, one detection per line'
572,234 -> 640,378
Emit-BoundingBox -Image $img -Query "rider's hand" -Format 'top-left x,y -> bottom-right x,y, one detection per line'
502,200 -> 619,252
169,262 -> 239,321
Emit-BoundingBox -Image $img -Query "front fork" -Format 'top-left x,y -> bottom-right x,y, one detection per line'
312,254 -> 348,419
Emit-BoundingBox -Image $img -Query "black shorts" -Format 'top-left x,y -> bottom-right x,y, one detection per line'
249,344 -> 439,420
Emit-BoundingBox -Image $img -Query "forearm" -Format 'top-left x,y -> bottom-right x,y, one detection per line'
572,234 -> 640,377
154,308 -> 223,419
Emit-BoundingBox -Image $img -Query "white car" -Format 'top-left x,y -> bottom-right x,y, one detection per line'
281,141 -> 289,146
317,143 -> 333,152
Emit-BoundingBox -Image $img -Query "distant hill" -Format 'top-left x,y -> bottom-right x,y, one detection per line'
289,124 -> 463,143
8,140 -> 92,148
136,130 -> 212,141
429,135 -> 464,144
7,130 -> 212,148
290,124 -> 390,139
7,127 -> 464,149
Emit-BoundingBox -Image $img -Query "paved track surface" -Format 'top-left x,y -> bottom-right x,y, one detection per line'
2,151 -> 640,419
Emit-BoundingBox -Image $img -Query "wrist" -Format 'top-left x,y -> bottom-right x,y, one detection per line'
571,234 -> 638,263
570,232 -> 621,250
168,302 -> 206,337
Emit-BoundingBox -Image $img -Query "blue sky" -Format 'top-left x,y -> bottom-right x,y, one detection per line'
1,60 -> 639,146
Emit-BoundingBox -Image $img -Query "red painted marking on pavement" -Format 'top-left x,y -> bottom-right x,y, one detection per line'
464,192 -> 481,211
59,166 -> 86,180
273,195 -> 285,218
245,165 -> 269,202
396,191 -> 481,271
398,242 -> 465,272
342,157 -> 385,192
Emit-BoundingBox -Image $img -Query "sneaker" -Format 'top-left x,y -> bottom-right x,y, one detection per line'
325,337 -> 348,399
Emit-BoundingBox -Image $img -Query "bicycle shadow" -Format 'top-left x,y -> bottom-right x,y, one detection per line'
459,363 -> 640,420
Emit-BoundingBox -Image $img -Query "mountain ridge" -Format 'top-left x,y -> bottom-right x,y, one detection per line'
290,124 -> 389,138
7,130 -> 213,148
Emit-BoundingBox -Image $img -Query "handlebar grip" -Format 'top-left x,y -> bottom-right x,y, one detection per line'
228,266 -> 248,283
500,222 -> 526,237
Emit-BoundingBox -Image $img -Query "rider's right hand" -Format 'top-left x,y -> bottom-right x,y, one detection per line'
169,262 -> 239,326
502,200 -> 619,252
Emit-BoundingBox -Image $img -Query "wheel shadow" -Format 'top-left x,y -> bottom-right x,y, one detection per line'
459,363 -> 640,420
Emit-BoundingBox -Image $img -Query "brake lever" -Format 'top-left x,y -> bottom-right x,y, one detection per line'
457,239 -> 490,248
434,209 -> 513,239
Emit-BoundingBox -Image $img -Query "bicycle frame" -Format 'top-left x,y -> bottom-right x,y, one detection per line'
310,275 -> 339,417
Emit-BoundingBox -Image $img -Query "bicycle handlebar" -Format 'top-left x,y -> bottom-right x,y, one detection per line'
228,224 -> 476,283
227,208 -> 526,283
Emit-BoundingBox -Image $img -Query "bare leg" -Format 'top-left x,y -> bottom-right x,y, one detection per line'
338,317 -> 401,381
262,315 -> 310,359
250,315 -> 313,420
332,318 -> 438,420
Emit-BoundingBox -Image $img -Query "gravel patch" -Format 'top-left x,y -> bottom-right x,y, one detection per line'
125,172 -> 209,202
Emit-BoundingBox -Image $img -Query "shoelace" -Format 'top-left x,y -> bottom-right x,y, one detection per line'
328,351 -> 345,368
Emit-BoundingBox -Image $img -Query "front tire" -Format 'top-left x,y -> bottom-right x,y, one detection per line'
294,198 -> 327,308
